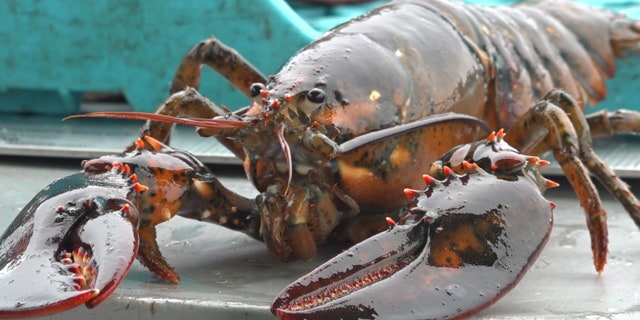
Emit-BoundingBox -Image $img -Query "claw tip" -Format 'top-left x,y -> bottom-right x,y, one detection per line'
488,131 -> 496,142
142,135 -> 165,152
385,217 -> 397,227
462,160 -> 478,171
488,129 -> 506,143
545,179 -> 560,189
537,159 -> 551,167
284,94 -> 294,102
404,188 -> 420,199
422,174 -> 435,185
133,182 -> 149,193
134,138 -> 145,150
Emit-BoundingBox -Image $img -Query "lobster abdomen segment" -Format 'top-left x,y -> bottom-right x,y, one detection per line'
428,0 -> 640,128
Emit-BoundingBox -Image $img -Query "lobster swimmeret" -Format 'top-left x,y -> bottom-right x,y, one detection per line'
2,0 -> 640,319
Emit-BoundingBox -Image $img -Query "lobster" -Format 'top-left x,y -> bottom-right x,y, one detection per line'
2,0 -> 640,318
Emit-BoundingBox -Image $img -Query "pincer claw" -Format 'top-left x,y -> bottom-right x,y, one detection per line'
0,170 -> 140,318
273,138 -> 554,320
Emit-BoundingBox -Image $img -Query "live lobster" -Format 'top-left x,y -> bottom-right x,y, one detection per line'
2,0 -> 640,319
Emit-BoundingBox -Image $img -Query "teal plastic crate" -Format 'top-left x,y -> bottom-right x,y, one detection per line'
0,0 -> 638,114
0,0 -> 381,115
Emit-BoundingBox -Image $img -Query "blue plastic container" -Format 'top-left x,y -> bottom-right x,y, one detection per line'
0,0 -> 638,114
0,0 -> 383,114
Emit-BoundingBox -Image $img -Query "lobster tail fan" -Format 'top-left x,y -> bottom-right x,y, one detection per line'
610,17 -> 640,58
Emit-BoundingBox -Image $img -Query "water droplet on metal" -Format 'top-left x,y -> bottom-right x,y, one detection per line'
445,284 -> 466,300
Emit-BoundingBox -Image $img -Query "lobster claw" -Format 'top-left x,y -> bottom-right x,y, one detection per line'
273,157 -> 554,319
0,169 -> 140,317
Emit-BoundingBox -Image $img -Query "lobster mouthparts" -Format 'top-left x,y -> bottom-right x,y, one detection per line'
273,161 -> 554,319
0,168 -> 141,318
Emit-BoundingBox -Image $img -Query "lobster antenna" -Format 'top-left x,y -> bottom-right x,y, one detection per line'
64,112 -> 248,129
277,124 -> 293,196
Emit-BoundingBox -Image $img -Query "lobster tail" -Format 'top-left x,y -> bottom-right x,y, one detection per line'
521,0 -> 640,99
531,1 -> 640,63
419,0 -> 640,128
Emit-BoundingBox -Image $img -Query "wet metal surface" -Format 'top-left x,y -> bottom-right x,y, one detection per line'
1,113 -> 639,177
0,156 -> 638,319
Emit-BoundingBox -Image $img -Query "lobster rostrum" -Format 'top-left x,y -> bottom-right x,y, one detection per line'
3,0 -> 640,318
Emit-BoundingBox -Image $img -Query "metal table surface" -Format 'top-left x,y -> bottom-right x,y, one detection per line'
2,0 -> 640,318
0,153 -> 639,319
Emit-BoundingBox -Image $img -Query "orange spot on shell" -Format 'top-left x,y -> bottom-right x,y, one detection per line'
389,146 -> 411,170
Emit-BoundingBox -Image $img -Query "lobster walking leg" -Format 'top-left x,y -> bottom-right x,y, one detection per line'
170,37 -> 267,95
177,168 -> 261,239
126,88 -> 223,149
506,90 -> 640,272
547,93 -> 640,229
131,37 -> 267,155
586,109 -> 640,138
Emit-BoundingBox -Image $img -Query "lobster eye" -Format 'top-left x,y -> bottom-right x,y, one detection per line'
306,88 -> 326,103
249,83 -> 265,97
